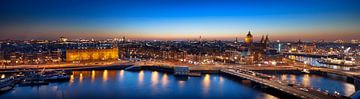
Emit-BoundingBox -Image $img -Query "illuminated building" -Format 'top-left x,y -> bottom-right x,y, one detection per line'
241,31 -> 278,63
66,47 -> 119,62
59,36 -> 68,42
351,40 -> 359,44
244,31 -> 253,45
0,51 -> 4,65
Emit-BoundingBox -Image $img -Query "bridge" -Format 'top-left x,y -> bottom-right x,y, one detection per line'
310,67 -> 360,91
221,67 -> 341,99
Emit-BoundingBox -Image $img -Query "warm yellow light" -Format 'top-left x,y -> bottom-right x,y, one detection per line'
1,74 -> 5,79
66,48 -> 119,62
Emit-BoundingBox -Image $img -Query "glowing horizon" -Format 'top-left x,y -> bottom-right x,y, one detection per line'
0,0 -> 359,41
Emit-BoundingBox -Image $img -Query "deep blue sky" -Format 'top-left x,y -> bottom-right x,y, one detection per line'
0,0 -> 359,41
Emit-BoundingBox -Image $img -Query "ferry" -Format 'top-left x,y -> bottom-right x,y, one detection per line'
317,57 -> 357,66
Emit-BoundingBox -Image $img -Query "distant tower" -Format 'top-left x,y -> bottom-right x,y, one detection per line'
264,35 -> 269,44
199,35 -> 202,41
244,31 -> 253,45
263,35 -> 270,49
122,36 -> 126,43
235,37 -> 238,43
260,35 -> 264,43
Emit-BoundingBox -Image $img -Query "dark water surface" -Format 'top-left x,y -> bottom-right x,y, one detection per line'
0,70 -> 277,99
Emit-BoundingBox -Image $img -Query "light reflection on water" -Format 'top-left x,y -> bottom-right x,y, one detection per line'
161,73 -> 169,87
202,74 -> 211,96
1,70 -> 278,99
91,70 -> 95,83
79,73 -> 83,83
102,70 -> 108,82
138,70 -> 144,86
119,70 -> 124,80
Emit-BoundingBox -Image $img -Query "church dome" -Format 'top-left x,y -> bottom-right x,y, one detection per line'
244,31 -> 253,44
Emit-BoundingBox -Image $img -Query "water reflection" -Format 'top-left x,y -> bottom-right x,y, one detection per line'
103,70 -> 108,82
79,73 -> 83,83
151,71 -> 159,86
119,70 -> 124,80
290,75 -> 296,83
178,80 -> 185,88
1,70 -> 278,99
219,76 -> 224,85
302,74 -> 310,87
69,75 -> 74,85
138,70 -> 144,85
202,74 -> 211,95
161,73 -> 169,87
91,70 -> 96,83
280,75 -> 287,81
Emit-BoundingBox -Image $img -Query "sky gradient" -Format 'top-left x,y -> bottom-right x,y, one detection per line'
0,0 -> 360,41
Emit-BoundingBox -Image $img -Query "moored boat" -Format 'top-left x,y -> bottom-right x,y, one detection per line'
0,77 -> 15,93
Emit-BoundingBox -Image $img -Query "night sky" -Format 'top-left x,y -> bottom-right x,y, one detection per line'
0,0 -> 359,41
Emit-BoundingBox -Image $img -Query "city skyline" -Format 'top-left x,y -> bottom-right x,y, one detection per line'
1,0 -> 360,41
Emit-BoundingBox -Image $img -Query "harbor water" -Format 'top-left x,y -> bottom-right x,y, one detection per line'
0,70 -> 276,99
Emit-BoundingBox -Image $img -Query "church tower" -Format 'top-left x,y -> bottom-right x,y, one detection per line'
244,31 -> 253,45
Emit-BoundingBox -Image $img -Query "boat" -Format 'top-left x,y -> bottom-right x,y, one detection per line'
0,77 -> 15,93
20,80 -> 49,86
0,86 -> 14,93
317,57 -> 357,66
301,69 -> 310,74
188,72 -> 201,77
45,74 -> 70,81
19,72 -> 49,86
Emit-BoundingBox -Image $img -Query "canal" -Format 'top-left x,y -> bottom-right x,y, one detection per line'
0,70 -> 276,99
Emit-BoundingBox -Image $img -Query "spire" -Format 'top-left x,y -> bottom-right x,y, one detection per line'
260,35 -> 264,43
265,35 -> 269,43
297,39 -> 302,44
122,36 -> 126,43
246,30 -> 252,37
